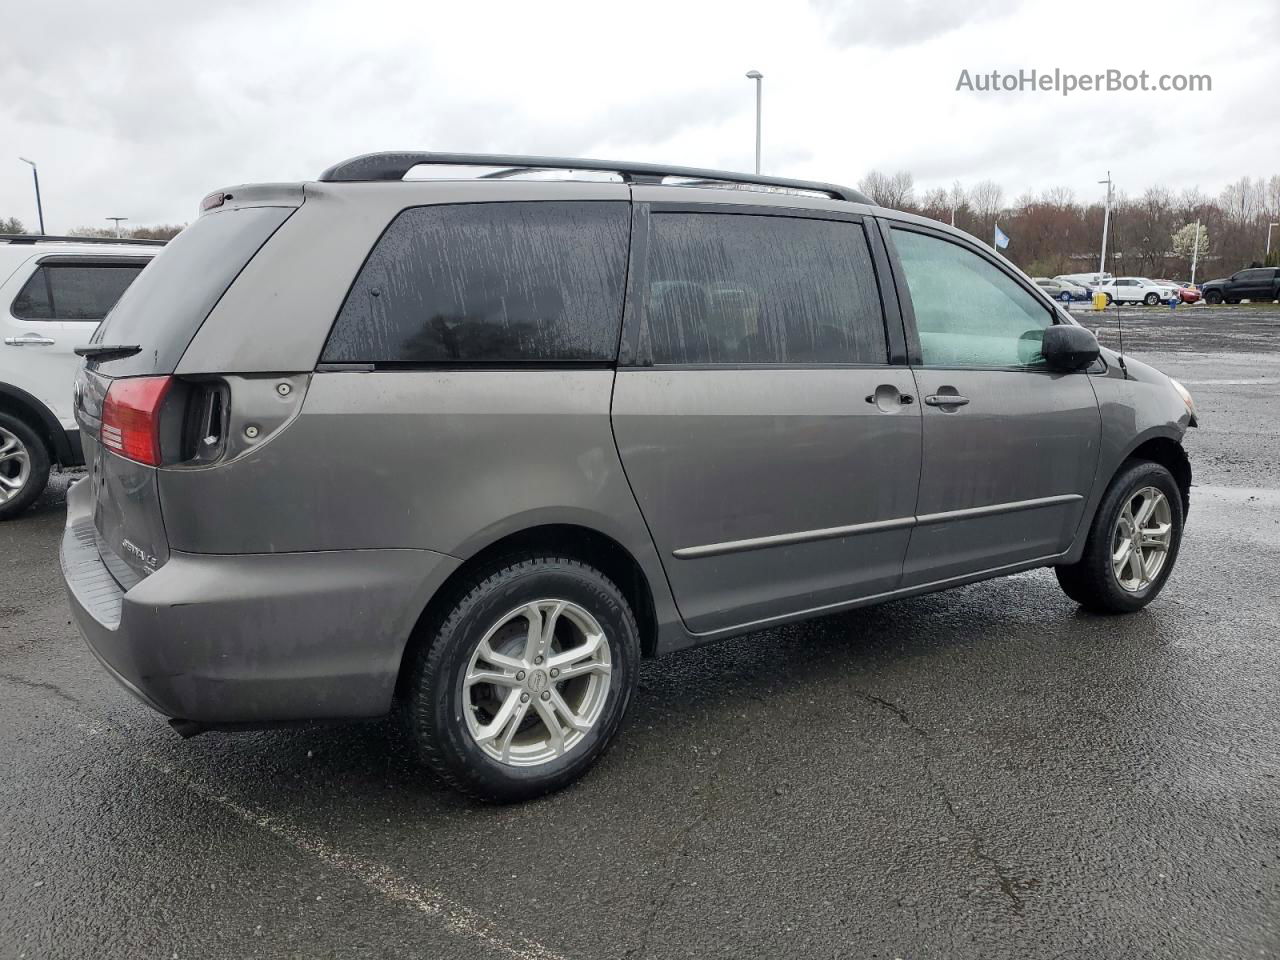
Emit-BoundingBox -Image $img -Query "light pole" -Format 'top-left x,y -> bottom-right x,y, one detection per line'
745,70 -> 763,174
1098,171 -> 1113,276
18,157 -> 45,235
1191,219 -> 1201,285
106,217 -> 128,238
1268,222 -> 1279,258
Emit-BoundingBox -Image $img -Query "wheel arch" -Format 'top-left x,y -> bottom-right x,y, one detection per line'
1124,434 -> 1191,517
394,521 -> 661,700
1063,428 -> 1191,566
0,381 -> 71,464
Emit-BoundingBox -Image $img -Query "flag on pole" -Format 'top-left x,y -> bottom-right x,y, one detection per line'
994,224 -> 1010,250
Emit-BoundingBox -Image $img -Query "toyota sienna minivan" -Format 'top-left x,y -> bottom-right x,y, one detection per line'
61,152 -> 1196,801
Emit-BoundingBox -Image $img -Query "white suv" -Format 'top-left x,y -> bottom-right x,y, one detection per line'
1094,276 -> 1179,306
0,234 -> 160,518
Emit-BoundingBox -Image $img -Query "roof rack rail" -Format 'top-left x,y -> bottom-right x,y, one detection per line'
317,152 -> 872,204
0,234 -> 167,247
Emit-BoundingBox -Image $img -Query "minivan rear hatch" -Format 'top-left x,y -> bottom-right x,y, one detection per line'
77,195 -> 298,586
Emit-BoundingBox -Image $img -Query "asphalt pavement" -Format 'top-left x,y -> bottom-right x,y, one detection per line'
2,304 -> 1278,960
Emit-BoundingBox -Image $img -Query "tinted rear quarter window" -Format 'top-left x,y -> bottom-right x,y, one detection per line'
12,263 -> 146,321
640,213 -> 887,365
322,201 -> 631,364
90,205 -> 296,376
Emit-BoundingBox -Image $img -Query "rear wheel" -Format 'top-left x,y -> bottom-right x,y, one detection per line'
1104,293 -> 1115,306
1055,460 -> 1184,614
1060,291 -> 1073,303
0,413 -> 50,521
402,555 -> 640,802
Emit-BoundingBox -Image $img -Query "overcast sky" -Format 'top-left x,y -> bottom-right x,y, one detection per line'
2,0 -> 1276,231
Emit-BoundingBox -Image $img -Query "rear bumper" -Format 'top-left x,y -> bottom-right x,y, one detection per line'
59,478 -> 459,724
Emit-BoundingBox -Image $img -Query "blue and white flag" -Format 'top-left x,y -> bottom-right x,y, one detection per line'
993,224 -> 1010,250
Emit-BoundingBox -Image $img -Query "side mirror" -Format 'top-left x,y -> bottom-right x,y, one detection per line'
1041,324 -> 1100,371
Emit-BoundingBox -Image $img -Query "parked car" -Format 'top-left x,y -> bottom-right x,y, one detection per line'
0,234 -> 161,519
60,153 -> 1197,802
1034,277 -> 1090,302
1094,276 -> 1180,306
1200,267 -> 1280,304
1156,280 -> 1202,304
1055,272 -> 1111,289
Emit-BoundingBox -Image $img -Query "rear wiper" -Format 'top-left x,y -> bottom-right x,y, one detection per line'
74,344 -> 141,362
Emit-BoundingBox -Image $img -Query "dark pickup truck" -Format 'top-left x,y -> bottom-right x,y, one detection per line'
1201,267 -> 1280,304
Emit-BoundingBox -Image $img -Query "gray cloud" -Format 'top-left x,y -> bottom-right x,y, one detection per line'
812,0 -> 1022,48
0,0 -> 1275,231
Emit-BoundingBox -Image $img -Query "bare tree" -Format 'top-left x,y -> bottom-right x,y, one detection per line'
1220,176 -> 1263,224
0,216 -> 25,233
918,187 -> 950,221
1266,175 -> 1280,219
968,180 -> 1004,220
1041,186 -> 1076,208
858,169 -> 915,208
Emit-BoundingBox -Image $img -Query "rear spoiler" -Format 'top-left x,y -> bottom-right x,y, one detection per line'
198,183 -> 306,218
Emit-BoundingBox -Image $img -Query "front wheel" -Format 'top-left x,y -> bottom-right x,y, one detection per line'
1060,291 -> 1073,303
1104,293 -> 1115,306
402,556 -> 640,802
1055,460 -> 1184,614
1144,292 -> 1160,306
1204,290 -> 1223,304
0,414 -> 51,521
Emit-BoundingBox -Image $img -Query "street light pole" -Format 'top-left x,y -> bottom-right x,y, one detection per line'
745,70 -> 763,174
1191,219 -> 1201,285
1098,171 -> 1113,276
18,157 -> 45,235
106,217 -> 128,238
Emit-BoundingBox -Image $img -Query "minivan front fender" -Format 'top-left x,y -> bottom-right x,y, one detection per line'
1062,357 -> 1191,567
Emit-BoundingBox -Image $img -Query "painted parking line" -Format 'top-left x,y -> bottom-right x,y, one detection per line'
69,720 -> 569,960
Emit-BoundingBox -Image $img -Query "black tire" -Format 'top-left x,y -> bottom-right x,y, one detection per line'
1060,291 -> 1073,303
1055,460 -> 1184,614
402,555 -> 641,802
0,412 -> 51,521
1204,290 -> 1222,304
1144,292 -> 1160,306
1104,293 -> 1114,306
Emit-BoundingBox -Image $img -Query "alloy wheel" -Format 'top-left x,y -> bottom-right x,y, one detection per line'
0,426 -> 32,504
1111,486 -> 1173,592
463,599 -> 613,767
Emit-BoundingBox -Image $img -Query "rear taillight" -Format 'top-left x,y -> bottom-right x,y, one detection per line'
101,376 -> 172,466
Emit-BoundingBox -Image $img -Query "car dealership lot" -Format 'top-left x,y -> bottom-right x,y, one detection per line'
2,306 -> 1278,960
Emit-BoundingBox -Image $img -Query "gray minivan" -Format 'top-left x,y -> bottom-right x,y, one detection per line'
61,153 -> 1196,801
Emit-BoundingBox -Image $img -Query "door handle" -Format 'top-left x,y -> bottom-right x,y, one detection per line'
4,334 -> 56,346
924,394 -> 970,407
865,387 -> 915,407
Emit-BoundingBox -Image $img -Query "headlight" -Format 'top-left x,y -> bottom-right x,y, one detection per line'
1170,377 -> 1198,426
